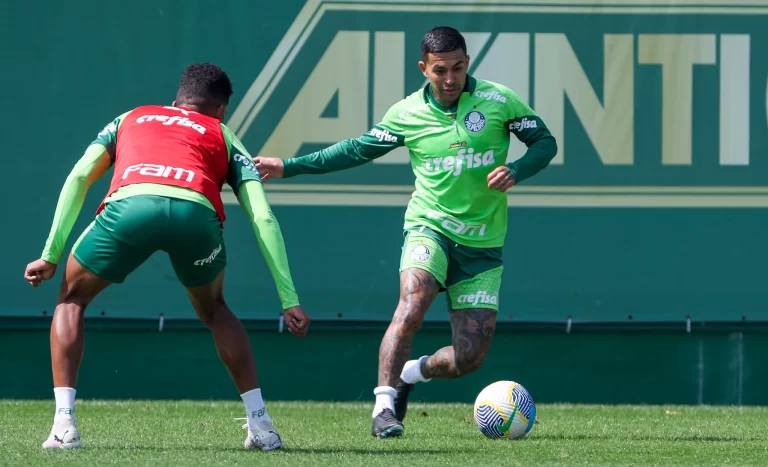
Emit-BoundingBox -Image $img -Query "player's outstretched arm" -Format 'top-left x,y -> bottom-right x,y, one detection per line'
254,103 -> 407,181
25,145 -> 112,286
255,129 -> 404,182
237,180 -> 310,336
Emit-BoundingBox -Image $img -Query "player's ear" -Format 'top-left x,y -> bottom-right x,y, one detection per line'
418,60 -> 427,77
214,104 -> 228,121
171,100 -> 177,107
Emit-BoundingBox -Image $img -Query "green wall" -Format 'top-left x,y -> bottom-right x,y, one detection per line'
3,1 -> 768,404
3,319 -> 767,405
4,0 -> 768,324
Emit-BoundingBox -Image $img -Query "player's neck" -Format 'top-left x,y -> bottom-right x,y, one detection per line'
428,86 -> 459,111
435,96 -> 459,108
175,103 -> 202,113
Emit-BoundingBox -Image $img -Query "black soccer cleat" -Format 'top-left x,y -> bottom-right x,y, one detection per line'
393,381 -> 414,422
371,408 -> 404,438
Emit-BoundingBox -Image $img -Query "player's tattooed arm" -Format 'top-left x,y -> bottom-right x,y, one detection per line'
378,268 -> 439,387
421,308 -> 497,379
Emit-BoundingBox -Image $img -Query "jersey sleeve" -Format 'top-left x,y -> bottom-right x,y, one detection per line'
282,103 -> 407,178
92,111 -> 130,164
40,144 -> 112,264
220,124 -> 262,197
237,180 -> 300,309
219,124 -> 300,309
501,90 -> 558,183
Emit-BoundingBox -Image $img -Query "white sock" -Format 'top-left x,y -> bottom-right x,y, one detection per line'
372,386 -> 396,418
400,355 -> 432,384
241,388 -> 272,431
53,387 -> 76,422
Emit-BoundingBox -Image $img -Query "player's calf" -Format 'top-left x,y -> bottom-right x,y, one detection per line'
423,308 -> 496,380
393,308 -> 495,424
373,269 -> 438,425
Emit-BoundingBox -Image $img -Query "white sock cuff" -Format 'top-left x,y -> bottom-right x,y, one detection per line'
373,386 -> 397,397
372,386 -> 396,417
240,388 -> 262,399
401,355 -> 432,384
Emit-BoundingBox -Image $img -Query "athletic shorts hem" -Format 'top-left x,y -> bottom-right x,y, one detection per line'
72,251 -> 123,284
177,267 -> 225,289
398,263 -> 447,289
448,302 -> 500,312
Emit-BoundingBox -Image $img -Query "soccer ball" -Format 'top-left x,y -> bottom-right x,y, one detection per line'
473,380 -> 536,439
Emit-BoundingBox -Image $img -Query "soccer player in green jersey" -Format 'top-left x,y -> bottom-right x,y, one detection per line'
24,63 -> 310,451
254,27 -> 558,438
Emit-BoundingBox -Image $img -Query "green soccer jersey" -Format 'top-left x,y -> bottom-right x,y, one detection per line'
283,76 -> 557,248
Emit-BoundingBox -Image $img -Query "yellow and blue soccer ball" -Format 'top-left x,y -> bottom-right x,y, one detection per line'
473,380 -> 536,439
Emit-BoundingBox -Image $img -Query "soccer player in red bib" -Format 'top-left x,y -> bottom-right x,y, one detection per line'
24,63 -> 309,451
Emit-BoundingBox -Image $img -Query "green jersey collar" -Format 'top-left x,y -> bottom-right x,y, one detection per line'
422,75 -> 477,112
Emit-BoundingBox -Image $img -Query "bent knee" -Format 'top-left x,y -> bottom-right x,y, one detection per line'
195,298 -> 229,327
455,352 -> 487,375
57,289 -> 94,309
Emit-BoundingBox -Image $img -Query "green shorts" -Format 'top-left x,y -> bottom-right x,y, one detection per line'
72,195 -> 226,287
399,226 -> 503,311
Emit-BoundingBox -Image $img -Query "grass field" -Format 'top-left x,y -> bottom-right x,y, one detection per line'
0,400 -> 765,466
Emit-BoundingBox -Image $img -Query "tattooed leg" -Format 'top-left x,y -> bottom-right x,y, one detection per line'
421,308 -> 497,379
377,268 -> 439,388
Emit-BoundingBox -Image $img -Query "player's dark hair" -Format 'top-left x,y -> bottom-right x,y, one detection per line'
420,26 -> 467,60
175,62 -> 233,110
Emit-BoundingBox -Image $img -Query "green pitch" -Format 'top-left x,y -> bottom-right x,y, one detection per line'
1,400 -> 765,466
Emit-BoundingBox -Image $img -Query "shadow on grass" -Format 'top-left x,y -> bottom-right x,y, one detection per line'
531,433 -> 757,442
93,445 -> 460,455
281,448 -> 457,455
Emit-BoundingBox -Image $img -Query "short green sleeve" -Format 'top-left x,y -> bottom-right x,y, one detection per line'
92,111 -> 130,164
221,124 -> 262,196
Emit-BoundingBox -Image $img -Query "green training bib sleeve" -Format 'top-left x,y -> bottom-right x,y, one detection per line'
237,180 -> 300,309
41,144 -> 111,264
92,111 -> 130,164
221,124 -> 300,309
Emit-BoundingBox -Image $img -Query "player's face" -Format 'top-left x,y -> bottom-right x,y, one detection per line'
419,50 -> 470,107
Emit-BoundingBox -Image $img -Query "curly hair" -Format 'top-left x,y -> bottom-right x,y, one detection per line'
174,62 -> 233,109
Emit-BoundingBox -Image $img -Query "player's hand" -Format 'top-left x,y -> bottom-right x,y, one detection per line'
24,259 -> 57,287
487,166 -> 516,192
253,157 -> 285,183
283,306 -> 310,336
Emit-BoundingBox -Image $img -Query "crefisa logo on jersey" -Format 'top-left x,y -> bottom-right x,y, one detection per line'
233,153 -> 257,172
464,111 -> 486,132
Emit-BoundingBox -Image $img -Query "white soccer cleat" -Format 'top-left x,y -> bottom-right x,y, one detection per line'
42,419 -> 82,449
243,419 -> 283,451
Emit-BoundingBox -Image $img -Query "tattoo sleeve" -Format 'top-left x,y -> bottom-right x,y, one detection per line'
421,308 -> 497,379
377,268 -> 439,387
